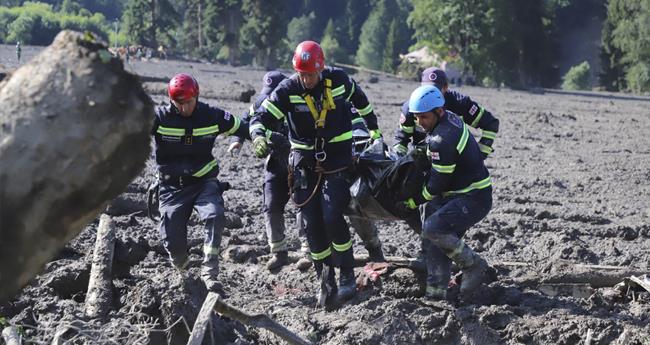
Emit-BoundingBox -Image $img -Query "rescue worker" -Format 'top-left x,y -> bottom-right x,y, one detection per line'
232,73 -> 386,272
396,85 -> 494,301
393,68 -> 499,159
152,73 -> 247,291
249,41 -> 384,306
15,41 -> 21,62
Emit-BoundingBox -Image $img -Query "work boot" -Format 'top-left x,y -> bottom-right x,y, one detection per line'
425,285 -> 447,301
317,264 -> 337,308
295,255 -> 312,270
457,252 -> 491,296
337,268 -> 357,302
367,245 -> 386,263
266,251 -> 289,270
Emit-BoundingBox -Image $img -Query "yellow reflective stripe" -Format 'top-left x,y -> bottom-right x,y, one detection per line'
422,185 -> 434,201
432,163 -> 456,174
357,104 -> 373,116
448,240 -> 465,260
268,238 -> 288,252
262,99 -> 286,120
157,126 -> 185,136
289,95 -> 306,104
204,245 -> 220,256
456,124 -> 469,154
470,107 -> 485,127
346,82 -> 356,101
311,247 -> 332,261
400,124 -> 414,134
331,85 -> 345,97
193,124 -> 219,136
351,117 -> 365,124
290,140 -> 314,150
249,123 -> 265,133
192,159 -> 218,177
332,240 -> 352,252
225,116 -> 241,135
443,176 -> 492,197
248,104 -> 255,116
482,130 -> 497,140
478,143 -> 493,155
329,130 -> 352,143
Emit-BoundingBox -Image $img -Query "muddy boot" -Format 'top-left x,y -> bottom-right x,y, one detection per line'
366,245 -> 386,263
453,244 -> 492,297
295,241 -> 312,270
425,285 -> 447,300
317,264 -> 337,308
337,268 -> 357,302
266,251 -> 288,270
295,255 -> 312,270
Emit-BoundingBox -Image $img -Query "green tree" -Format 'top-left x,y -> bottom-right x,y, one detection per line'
286,11 -> 315,50
320,18 -> 345,63
121,0 -> 152,45
240,0 -> 286,67
562,61 -> 591,90
356,0 -> 396,71
382,19 -> 398,73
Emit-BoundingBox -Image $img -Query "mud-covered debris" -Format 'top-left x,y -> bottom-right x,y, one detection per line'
0,30 -> 152,302
223,245 -> 266,263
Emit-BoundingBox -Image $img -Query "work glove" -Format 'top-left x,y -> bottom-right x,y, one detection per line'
393,198 -> 418,218
252,136 -> 270,158
228,141 -> 242,157
369,129 -> 382,142
392,144 -> 408,157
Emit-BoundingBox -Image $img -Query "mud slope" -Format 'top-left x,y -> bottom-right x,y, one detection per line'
1,48 -> 649,345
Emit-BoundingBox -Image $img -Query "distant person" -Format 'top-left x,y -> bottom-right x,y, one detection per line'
136,48 -> 143,60
158,45 -> 167,60
151,73 -> 247,292
395,85 -> 494,301
393,67 -> 499,159
249,41 -> 385,307
145,48 -> 152,60
16,41 -> 21,62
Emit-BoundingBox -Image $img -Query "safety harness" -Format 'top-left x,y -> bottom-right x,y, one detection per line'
291,78 -> 348,207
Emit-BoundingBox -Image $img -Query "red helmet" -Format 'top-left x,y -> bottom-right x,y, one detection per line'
168,73 -> 199,102
292,41 -> 325,73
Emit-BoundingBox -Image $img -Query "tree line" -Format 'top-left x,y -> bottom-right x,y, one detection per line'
0,0 -> 648,92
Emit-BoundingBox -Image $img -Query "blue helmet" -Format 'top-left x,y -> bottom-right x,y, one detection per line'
408,85 -> 444,113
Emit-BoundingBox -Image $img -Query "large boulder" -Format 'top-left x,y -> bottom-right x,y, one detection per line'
0,31 -> 153,302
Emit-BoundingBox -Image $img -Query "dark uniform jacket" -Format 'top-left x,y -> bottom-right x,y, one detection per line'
153,101 -> 247,180
412,111 -> 492,205
250,66 -> 379,171
395,90 -> 499,157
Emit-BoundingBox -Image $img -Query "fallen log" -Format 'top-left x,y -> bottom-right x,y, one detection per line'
84,214 -> 116,318
187,292 -> 312,345
0,30 -> 152,303
501,261 -> 648,288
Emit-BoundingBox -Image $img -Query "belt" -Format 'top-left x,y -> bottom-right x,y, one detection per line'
160,174 -> 206,188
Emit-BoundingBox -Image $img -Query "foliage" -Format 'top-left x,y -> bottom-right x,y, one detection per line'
239,0 -> 286,67
320,19 -> 345,63
356,0 -> 397,71
0,1 -> 108,45
286,11 -> 316,50
601,0 -> 650,92
561,61 -> 591,90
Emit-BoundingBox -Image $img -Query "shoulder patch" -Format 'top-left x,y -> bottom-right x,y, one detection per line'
469,104 -> 478,116
448,113 -> 463,128
399,113 -> 406,124
224,111 -> 232,121
430,151 -> 440,160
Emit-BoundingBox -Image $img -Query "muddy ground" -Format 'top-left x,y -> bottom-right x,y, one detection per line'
1,44 -> 650,345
